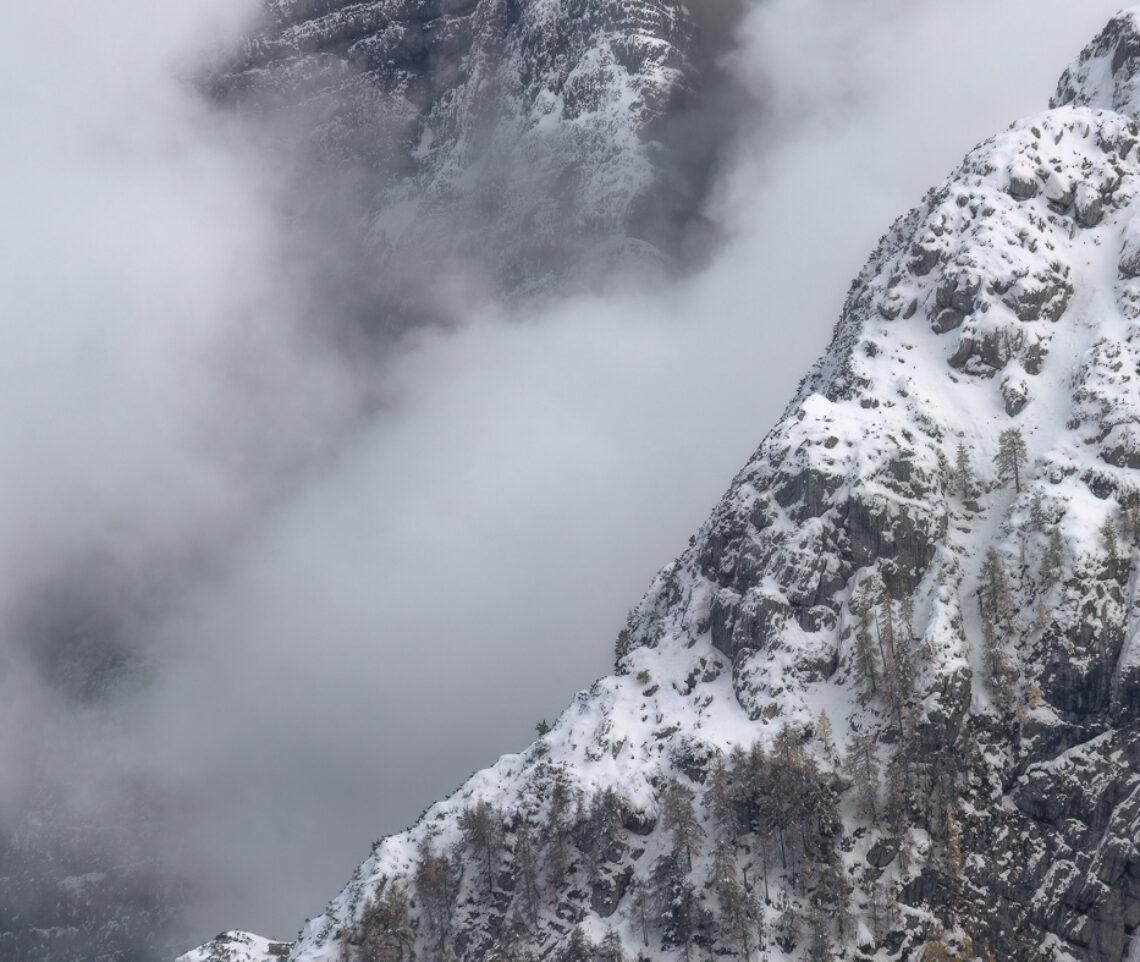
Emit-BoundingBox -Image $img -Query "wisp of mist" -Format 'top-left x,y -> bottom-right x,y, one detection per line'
0,0 -> 1124,953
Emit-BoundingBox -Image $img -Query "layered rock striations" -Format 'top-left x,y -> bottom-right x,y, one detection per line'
186,11 -> 1140,962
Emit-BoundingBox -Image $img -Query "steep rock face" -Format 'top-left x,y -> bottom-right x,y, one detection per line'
1053,10 -> 1140,119
185,11 -> 1140,962
217,0 -> 737,300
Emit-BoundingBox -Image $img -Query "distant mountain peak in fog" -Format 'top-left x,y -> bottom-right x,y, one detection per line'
183,7 -> 1140,962
213,0 -> 744,312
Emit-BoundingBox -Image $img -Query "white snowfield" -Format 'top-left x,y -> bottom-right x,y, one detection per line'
183,8 -> 1140,962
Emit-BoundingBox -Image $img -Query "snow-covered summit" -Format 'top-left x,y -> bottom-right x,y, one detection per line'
186,11 -> 1140,962
1054,8 -> 1140,118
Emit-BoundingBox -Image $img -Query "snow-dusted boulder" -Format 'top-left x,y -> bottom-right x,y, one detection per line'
177,931 -> 292,962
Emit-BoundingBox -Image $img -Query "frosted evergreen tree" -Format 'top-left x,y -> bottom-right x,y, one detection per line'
815,710 -> 836,762
844,732 -> 881,823
899,591 -> 915,639
994,427 -> 1028,493
362,884 -> 414,962
806,902 -> 834,962
1043,527 -> 1065,584
561,927 -> 593,962
460,800 -> 503,896
712,839 -> 761,959
514,822 -> 540,925
850,588 -> 879,696
651,854 -> 706,962
878,597 -> 912,726
1102,517 -> 1121,578
867,877 -> 888,939
980,548 -> 1015,696
414,838 -> 453,950
579,788 -> 624,880
955,441 -> 973,498
706,757 -> 741,840
661,780 -> 703,872
630,880 -> 651,948
545,773 -> 576,893
598,929 -> 625,962
892,593 -> 916,725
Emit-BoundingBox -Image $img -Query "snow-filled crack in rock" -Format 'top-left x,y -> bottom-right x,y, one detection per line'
184,10 -> 1140,962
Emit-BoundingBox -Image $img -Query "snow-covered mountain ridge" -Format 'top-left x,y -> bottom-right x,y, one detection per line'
185,10 -> 1140,962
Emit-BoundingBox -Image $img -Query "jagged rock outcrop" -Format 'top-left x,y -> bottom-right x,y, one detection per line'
1053,10 -> 1140,118
184,10 -> 1140,962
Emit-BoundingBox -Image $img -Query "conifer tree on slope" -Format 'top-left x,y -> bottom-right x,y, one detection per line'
993,427 -> 1028,494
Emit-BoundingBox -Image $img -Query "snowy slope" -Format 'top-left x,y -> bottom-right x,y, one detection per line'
185,10 -> 1140,962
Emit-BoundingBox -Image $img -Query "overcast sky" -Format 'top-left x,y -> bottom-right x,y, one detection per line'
0,0 -> 1127,952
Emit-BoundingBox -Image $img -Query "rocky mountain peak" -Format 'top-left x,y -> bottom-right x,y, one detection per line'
184,9 -> 1140,962
1053,9 -> 1140,118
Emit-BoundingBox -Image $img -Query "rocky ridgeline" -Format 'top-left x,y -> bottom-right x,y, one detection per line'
216,0 -> 737,300
185,11 -> 1140,962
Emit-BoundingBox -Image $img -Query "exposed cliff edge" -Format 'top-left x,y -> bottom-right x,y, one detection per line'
185,11 -> 1140,962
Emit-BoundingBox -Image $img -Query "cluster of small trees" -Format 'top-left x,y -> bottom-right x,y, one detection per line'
843,727 -> 912,834
350,734 -> 857,962
952,428 -> 1028,500
352,772 -> 629,962
627,733 -> 849,961
350,737 -> 983,962
849,576 -> 917,728
559,926 -> 625,962
630,779 -> 711,961
979,547 -> 1017,705
414,838 -> 454,951
357,883 -> 414,962
459,801 -> 503,897
706,728 -> 847,959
